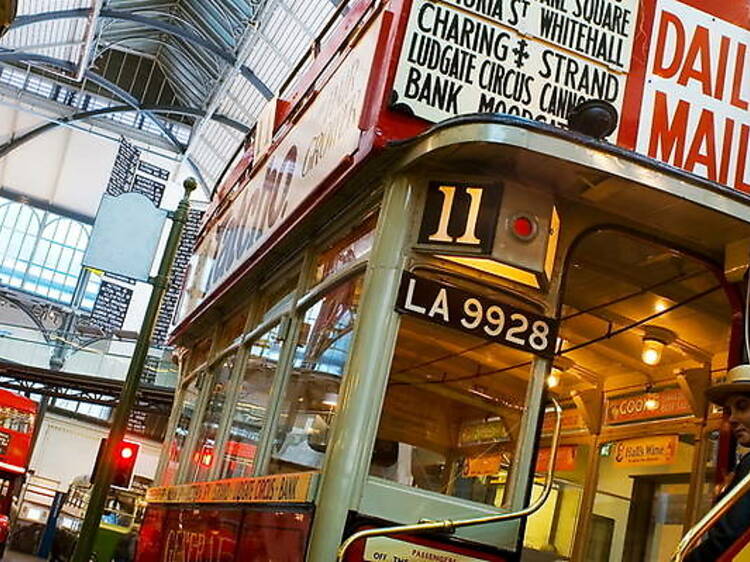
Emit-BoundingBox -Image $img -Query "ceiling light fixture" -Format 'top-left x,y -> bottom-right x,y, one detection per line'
644,384 -> 660,411
547,357 -> 575,389
641,326 -> 677,366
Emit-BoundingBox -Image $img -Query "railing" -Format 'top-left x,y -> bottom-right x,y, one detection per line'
672,469 -> 750,561
0,322 -> 177,388
336,398 -> 563,561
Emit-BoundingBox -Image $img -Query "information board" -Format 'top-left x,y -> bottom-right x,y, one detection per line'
392,0 -> 637,129
89,280 -> 133,333
106,139 -> 140,196
132,175 -> 166,208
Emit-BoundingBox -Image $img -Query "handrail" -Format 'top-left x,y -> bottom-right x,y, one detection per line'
672,468 -> 750,561
336,397 -> 563,561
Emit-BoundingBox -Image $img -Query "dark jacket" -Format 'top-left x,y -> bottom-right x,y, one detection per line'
686,454 -> 750,562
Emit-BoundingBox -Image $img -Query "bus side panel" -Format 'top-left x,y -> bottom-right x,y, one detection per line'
136,504 -> 313,562
239,508 -> 313,560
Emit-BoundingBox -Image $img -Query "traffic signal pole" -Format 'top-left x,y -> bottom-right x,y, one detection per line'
71,178 -> 196,562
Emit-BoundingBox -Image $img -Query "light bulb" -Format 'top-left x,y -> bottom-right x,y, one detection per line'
642,339 -> 664,365
644,396 -> 659,411
547,373 -> 560,388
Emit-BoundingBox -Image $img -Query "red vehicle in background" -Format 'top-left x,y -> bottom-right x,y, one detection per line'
0,389 -> 37,555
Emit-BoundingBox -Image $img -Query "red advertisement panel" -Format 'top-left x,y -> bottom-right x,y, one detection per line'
136,505 -> 312,562
622,0 -> 750,192
238,509 -> 313,561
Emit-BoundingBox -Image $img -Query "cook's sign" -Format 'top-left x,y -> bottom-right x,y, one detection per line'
395,272 -> 558,357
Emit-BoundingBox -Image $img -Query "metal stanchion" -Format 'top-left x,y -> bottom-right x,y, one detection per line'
70,178 -> 196,562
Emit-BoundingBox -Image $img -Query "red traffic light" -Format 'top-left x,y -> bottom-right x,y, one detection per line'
119,444 -> 135,459
94,439 -> 140,489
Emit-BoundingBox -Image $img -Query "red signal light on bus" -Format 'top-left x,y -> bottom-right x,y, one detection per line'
510,214 -> 537,241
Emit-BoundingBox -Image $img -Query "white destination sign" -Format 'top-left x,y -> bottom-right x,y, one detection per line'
364,536 -> 491,562
177,16 -> 383,321
392,0 -> 635,128
449,0 -> 638,71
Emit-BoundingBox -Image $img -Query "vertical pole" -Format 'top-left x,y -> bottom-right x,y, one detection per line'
70,178 -> 195,562
306,175 -> 414,561
569,433 -> 602,561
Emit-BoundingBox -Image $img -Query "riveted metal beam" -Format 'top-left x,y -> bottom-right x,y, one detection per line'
0,103 -> 250,160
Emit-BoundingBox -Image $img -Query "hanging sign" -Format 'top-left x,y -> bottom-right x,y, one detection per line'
464,453 -> 503,477
395,272 -> 558,357
542,407 -> 585,433
459,418 -> 508,446
606,388 -> 692,424
535,445 -> 577,472
613,435 -> 678,467
391,0 -> 635,128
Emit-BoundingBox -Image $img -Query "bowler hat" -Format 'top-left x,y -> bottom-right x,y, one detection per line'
706,364 -> 750,406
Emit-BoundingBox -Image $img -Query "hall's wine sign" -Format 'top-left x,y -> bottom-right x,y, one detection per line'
395,272 -> 558,357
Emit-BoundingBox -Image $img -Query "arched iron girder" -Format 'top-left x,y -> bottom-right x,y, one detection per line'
0,104 -> 251,160
0,50 -> 186,151
10,8 -> 274,99
0,51 -> 215,195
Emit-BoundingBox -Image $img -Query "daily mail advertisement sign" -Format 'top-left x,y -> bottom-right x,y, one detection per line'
177,16 -> 383,321
635,0 -> 750,192
392,0 -> 638,129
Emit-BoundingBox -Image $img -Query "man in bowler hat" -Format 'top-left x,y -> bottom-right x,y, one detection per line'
687,365 -> 750,561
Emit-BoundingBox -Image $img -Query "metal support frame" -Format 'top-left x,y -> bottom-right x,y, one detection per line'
70,178 -> 195,562
10,8 -> 273,99
306,175 -> 415,561
0,102 -> 250,160
0,51 -> 214,193
0,362 -> 174,414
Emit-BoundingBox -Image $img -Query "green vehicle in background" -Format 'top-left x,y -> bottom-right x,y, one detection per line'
55,485 -> 143,561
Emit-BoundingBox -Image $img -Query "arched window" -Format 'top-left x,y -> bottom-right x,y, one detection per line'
0,197 -> 100,308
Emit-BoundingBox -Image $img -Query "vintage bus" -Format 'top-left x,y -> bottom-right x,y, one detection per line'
138,0 -> 750,560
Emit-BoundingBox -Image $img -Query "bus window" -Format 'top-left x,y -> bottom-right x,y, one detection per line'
369,314 -> 533,508
185,355 -> 236,482
220,324 -> 284,478
269,275 -> 363,474
161,374 -> 203,486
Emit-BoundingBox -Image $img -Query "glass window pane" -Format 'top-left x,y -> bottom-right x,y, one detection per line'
314,216 -> 376,284
162,374 -> 204,486
269,275 -> 363,474
220,324 -> 284,478
185,356 -> 236,482
369,313 -> 533,509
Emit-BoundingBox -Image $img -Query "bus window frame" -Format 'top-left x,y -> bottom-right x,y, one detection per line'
172,205 -> 379,483
362,262 -> 551,512
263,264 -> 367,475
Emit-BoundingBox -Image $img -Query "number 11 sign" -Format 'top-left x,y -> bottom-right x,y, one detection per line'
395,272 -> 559,357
